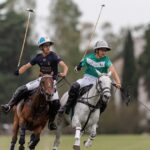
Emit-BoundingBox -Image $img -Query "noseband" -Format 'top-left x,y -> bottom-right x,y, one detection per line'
96,76 -> 111,96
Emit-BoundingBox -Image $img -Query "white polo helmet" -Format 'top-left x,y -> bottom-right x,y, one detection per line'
94,40 -> 111,51
38,37 -> 54,47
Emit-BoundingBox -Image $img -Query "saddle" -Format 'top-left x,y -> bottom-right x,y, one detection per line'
79,84 -> 93,97
69,84 -> 93,118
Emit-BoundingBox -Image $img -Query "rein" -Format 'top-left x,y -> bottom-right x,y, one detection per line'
80,96 -> 102,132
81,108 -> 96,132
112,83 -> 131,105
76,76 -> 111,132
77,79 -> 105,132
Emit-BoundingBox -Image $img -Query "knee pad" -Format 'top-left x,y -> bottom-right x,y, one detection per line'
69,82 -> 80,96
15,85 -> 28,95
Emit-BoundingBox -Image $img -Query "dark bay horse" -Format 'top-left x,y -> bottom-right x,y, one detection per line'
10,75 -> 54,150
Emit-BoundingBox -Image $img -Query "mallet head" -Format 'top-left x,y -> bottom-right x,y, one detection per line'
26,8 -> 34,13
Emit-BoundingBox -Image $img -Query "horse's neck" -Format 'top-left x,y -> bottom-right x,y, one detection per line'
31,89 -> 45,108
82,83 -> 99,105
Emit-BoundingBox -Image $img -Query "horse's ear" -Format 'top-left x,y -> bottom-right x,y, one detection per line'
95,69 -> 102,76
107,71 -> 112,77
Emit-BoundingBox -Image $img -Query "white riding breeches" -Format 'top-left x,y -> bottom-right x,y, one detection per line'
26,77 -> 59,101
76,74 -> 97,88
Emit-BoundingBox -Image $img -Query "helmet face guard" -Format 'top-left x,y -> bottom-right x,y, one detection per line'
38,37 -> 54,47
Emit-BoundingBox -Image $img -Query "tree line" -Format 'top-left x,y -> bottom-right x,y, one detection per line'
0,0 -> 150,133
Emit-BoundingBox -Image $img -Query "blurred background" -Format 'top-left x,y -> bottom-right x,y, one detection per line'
0,0 -> 150,136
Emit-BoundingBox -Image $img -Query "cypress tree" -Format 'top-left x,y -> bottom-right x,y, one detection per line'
122,30 -> 138,100
139,25 -> 150,99
0,1 -> 35,122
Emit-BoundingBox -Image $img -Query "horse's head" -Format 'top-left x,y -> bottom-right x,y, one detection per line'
40,75 -> 54,101
96,70 -> 112,102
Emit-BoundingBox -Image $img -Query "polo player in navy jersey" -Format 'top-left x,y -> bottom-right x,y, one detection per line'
1,36 -> 68,130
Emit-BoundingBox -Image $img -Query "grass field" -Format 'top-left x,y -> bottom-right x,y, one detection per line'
0,134 -> 150,150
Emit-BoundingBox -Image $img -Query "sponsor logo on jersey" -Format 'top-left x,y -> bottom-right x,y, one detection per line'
87,58 -> 105,67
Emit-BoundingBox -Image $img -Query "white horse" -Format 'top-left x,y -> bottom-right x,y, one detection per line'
53,71 -> 112,150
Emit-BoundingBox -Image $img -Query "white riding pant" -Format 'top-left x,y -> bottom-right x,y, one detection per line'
25,77 -> 59,101
76,74 -> 97,88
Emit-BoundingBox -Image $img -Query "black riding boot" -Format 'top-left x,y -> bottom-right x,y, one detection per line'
1,85 -> 28,113
48,100 -> 60,130
58,82 -> 80,115
99,100 -> 107,114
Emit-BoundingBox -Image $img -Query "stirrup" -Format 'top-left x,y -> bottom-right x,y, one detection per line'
1,104 -> 11,113
48,122 -> 57,130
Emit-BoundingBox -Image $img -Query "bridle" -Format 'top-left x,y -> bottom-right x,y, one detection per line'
78,75 -> 111,109
39,75 -> 54,100
96,76 -> 111,97
77,75 -> 112,132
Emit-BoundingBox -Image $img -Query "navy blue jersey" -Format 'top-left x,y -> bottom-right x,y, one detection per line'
30,51 -> 62,79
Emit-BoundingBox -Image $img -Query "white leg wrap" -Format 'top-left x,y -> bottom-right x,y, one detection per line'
75,127 -> 81,139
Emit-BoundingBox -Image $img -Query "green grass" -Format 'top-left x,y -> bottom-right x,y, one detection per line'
0,134 -> 150,150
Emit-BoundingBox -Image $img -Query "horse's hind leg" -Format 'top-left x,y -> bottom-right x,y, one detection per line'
18,124 -> 26,150
52,125 -> 62,150
52,115 -> 67,150
10,112 -> 19,150
84,124 -> 97,148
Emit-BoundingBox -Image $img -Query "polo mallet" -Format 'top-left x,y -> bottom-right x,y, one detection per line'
81,4 -> 105,60
17,8 -> 34,68
112,83 -> 131,106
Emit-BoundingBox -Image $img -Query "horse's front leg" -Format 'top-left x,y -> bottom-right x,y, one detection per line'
84,123 -> 97,148
28,127 -> 42,150
10,112 -> 19,150
72,116 -> 82,150
73,126 -> 82,150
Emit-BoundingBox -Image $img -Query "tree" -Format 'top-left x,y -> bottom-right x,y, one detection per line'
122,30 -> 138,100
80,22 -> 95,51
101,22 -> 127,60
50,0 -> 82,88
139,25 -> 150,99
0,1 -> 35,123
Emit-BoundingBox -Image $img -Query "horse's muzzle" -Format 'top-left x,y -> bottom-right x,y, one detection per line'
102,93 -> 111,102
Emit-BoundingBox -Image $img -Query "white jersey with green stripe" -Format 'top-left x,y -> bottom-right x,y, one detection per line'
81,53 -> 112,78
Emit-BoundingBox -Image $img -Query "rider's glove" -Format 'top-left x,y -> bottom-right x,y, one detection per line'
74,62 -> 82,72
14,69 -> 19,76
115,83 -> 121,89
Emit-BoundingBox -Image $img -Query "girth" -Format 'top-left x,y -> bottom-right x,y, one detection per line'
77,99 -> 100,109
